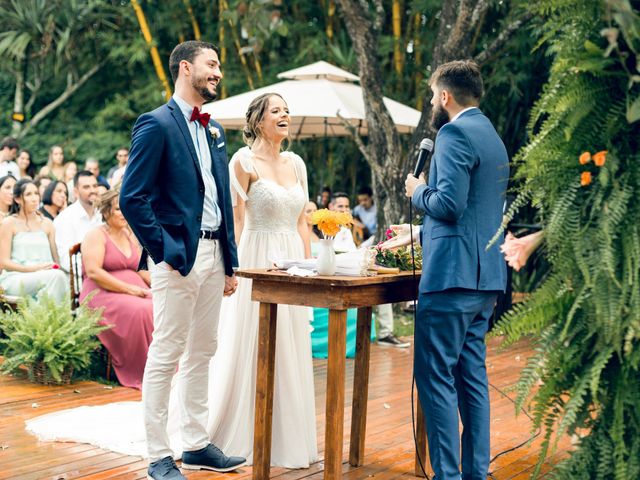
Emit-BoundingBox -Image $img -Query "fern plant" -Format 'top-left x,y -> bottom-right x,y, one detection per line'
0,294 -> 107,384
494,0 -> 640,478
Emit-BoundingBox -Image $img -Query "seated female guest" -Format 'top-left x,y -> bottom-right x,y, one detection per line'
39,180 -> 68,220
80,187 -> 153,389
0,175 -> 16,221
0,179 -> 68,302
17,149 -> 36,179
63,162 -> 77,202
38,145 -> 65,180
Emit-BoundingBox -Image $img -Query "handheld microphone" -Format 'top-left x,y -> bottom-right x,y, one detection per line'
413,138 -> 434,178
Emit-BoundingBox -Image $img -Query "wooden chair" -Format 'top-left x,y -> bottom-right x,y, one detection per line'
69,243 -> 113,381
0,291 -> 20,312
69,243 -> 82,311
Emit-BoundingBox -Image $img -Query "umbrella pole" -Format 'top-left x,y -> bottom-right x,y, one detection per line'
323,118 -> 328,196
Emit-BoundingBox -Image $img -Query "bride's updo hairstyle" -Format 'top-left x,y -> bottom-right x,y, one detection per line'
242,93 -> 290,149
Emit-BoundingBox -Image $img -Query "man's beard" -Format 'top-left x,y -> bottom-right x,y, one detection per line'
430,103 -> 450,131
192,73 -> 217,102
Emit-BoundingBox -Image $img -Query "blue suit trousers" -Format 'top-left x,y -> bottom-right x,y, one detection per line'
414,289 -> 498,480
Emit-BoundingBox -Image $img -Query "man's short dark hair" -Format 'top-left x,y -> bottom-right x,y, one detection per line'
357,186 -> 373,197
74,170 -> 95,186
1,137 -> 19,151
332,191 -> 350,202
322,186 -> 332,194
169,41 -> 220,84
430,60 -> 483,106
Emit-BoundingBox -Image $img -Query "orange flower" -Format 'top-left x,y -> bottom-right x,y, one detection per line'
579,152 -> 591,165
580,171 -> 592,186
310,209 -> 353,237
593,150 -> 608,167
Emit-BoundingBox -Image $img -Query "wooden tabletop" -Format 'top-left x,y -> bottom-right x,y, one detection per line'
236,269 -> 421,285
235,269 -> 421,310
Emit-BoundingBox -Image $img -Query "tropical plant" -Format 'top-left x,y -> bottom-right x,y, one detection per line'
0,294 -> 107,384
0,0 -> 131,138
495,1 -> 640,478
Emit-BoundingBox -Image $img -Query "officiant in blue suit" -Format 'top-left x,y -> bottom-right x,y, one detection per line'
405,60 -> 509,480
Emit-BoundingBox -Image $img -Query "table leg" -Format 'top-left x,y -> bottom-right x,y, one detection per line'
349,306 -> 372,466
253,302 -> 278,480
324,309 -> 347,480
414,391 -> 433,477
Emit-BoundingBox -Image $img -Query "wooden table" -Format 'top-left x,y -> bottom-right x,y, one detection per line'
236,269 -> 432,480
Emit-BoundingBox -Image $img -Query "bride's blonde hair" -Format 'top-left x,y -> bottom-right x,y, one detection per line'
242,93 -> 290,150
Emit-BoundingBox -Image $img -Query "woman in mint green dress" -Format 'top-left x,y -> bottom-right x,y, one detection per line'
0,179 -> 68,302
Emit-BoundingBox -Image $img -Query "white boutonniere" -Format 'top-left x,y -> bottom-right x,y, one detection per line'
209,126 -> 221,139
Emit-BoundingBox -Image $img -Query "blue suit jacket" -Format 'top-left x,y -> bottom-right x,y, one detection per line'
120,98 -> 239,277
412,108 -> 509,293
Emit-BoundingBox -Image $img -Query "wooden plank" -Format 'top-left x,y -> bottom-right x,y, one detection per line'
236,269 -> 421,287
324,309 -> 348,480
253,302 -> 278,480
0,337 -> 570,480
349,306 -> 372,466
249,280 -> 417,310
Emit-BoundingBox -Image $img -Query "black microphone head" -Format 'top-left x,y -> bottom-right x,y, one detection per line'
420,138 -> 434,152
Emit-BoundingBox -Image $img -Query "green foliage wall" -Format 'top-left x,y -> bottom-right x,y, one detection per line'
497,1 -> 640,478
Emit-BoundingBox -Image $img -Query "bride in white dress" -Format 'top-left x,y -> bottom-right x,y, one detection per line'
26,93 -> 318,468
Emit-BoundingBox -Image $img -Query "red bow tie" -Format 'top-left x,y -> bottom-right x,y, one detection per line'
190,106 -> 210,127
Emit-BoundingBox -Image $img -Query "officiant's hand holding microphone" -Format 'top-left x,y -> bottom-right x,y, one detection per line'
379,138 -> 433,251
405,137 -> 433,198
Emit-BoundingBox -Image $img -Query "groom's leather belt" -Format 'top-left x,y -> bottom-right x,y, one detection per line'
199,229 -> 221,240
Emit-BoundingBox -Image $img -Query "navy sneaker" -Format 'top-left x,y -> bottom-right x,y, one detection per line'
182,443 -> 246,472
147,456 -> 185,480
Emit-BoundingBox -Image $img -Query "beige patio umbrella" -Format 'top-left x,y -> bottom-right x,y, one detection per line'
203,61 -> 420,139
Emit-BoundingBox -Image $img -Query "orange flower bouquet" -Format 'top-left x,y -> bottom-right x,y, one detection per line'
310,209 -> 353,238
310,209 -> 353,275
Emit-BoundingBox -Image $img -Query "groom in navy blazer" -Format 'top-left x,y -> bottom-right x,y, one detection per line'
120,41 -> 244,480
406,61 -> 509,480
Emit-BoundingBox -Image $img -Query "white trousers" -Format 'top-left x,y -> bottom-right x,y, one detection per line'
143,239 -> 225,461
376,303 -> 394,338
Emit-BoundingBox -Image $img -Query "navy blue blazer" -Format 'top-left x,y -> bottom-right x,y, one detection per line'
412,108 -> 509,293
120,98 -> 239,277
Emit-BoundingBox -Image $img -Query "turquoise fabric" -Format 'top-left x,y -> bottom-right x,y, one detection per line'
310,308 -> 376,358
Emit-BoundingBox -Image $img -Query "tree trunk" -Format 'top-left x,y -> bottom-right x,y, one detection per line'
11,62 -> 25,137
131,0 -> 172,101
334,0 -> 404,240
18,64 -> 102,139
336,0 -> 531,238
183,0 -> 202,40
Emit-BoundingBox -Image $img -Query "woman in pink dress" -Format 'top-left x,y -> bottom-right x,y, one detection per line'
80,187 -> 153,389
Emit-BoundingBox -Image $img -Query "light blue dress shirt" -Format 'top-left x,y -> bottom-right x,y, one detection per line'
173,94 -> 221,231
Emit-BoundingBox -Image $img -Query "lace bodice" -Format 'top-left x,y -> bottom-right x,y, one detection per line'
229,147 -> 308,233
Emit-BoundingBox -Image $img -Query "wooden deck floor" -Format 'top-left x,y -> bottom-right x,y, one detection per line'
0,336 -> 570,479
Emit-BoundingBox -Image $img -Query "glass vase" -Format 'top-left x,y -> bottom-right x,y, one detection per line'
316,238 -> 336,275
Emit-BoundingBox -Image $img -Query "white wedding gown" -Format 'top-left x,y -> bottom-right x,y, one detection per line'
26,147 -> 318,468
